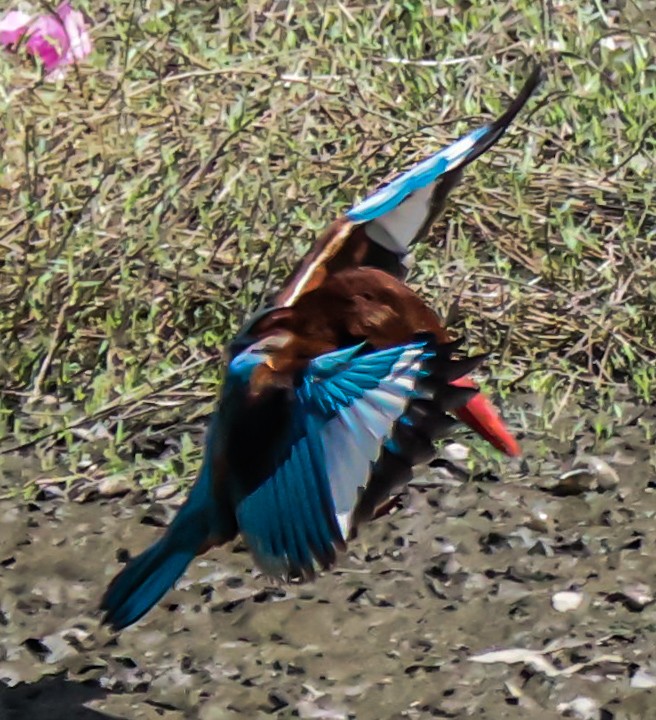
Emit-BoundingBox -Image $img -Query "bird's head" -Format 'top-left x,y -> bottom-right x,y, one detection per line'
228,332 -> 293,383
229,306 -> 296,359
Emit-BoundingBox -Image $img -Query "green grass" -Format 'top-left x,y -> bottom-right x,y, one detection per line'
0,0 -> 654,491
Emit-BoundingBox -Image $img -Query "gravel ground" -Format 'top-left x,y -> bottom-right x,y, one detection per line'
1,401 -> 655,720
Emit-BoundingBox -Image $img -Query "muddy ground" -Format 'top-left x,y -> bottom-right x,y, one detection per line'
1,400 -> 656,720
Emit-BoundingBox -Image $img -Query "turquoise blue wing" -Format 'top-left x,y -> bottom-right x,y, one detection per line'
346,66 -> 542,254
234,340 -> 438,579
273,66 -> 541,306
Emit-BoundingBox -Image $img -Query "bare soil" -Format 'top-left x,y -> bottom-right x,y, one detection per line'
1,400 -> 655,720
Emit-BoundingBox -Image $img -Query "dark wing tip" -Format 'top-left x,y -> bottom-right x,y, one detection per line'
490,63 -> 544,133
465,62 -> 544,164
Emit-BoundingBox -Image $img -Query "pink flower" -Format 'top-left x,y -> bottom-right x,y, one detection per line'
0,2 -> 92,77
0,10 -> 33,46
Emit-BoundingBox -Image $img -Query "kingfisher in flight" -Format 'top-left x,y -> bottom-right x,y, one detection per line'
101,66 -> 542,630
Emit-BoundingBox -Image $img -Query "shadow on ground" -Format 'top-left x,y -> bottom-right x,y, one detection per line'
0,674 -> 122,720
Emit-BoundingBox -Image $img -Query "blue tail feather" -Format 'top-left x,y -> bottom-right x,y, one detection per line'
101,532 -> 199,630
101,454 -> 220,630
101,411 -> 237,630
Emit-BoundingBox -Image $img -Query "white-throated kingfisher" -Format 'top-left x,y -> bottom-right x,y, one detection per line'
101,66 -> 542,630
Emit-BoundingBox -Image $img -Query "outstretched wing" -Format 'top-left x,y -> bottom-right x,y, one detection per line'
233,339 -> 478,580
276,65 -> 542,306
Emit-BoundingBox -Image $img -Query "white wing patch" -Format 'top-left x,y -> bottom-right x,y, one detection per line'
320,347 -> 428,539
347,125 -> 489,227
365,183 -> 435,254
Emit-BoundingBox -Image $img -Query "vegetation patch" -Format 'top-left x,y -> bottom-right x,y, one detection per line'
1,1 -> 654,493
